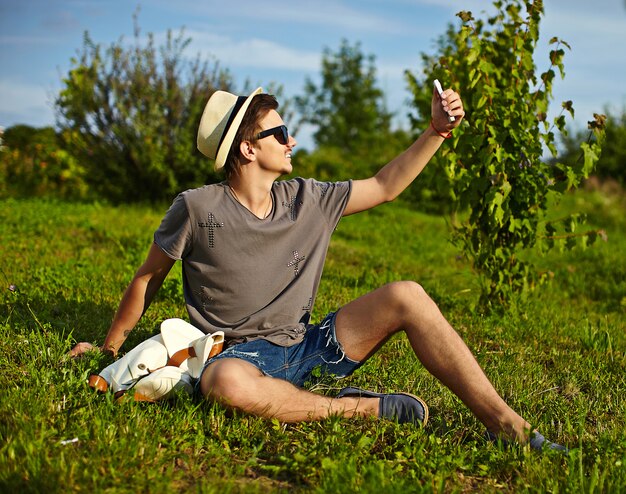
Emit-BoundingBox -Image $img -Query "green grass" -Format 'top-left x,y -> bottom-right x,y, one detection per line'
1,190 -> 625,493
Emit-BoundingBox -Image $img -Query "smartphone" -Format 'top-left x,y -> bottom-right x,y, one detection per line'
434,79 -> 455,122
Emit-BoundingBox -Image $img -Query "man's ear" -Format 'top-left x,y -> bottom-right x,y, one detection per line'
239,140 -> 256,162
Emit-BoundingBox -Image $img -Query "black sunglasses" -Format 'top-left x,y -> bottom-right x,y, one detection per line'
255,125 -> 289,145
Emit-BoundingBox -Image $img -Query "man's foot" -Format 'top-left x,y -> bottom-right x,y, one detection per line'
485,430 -> 569,454
337,386 -> 428,426
529,431 -> 569,454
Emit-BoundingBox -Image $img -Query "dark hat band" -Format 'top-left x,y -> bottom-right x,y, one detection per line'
216,95 -> 247,157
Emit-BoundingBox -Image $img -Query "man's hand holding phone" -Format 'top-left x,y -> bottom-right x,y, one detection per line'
434,79 -> 456,122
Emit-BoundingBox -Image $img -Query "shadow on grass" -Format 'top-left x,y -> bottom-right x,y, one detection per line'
0,289 -> 155,349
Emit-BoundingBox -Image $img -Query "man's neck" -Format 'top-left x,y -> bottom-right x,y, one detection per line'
227,175 -> 275,219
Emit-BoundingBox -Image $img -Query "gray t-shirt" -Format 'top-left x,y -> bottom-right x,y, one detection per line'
154,178 -> 352,347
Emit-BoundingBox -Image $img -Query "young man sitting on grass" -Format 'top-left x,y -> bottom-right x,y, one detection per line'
71,84 -> 566,452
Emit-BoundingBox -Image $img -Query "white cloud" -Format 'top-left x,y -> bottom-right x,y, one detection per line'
184,31 -> 321,72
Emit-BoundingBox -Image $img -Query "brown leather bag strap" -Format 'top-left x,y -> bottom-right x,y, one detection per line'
88,374 -> 108,392
209,340 -> 224,359
166,346 -> 197,367
166,339 -> 224,367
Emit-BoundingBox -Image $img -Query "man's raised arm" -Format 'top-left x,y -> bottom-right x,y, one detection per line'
343,85 -> 464,216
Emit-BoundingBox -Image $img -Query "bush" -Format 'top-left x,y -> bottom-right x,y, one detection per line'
0,125 -> 89,200
55,18 -> 234,203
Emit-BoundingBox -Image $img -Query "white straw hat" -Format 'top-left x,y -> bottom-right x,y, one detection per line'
197,87 -> 263,169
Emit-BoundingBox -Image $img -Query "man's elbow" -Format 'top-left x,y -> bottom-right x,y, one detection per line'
380,186 -> 400,204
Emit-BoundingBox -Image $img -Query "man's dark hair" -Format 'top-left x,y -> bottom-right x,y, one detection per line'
224,94 -> 279,179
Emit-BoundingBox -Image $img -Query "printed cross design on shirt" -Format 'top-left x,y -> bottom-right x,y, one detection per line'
198,212 -> 224,248
315,182 -> 331,198
196,287 -> 214,310
287,250 -> 306,277
282,196 -> 303,221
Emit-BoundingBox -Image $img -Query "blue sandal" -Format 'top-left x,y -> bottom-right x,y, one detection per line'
337,386 -> 429,426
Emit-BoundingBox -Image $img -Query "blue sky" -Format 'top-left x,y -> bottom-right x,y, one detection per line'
1,0 -> 625,150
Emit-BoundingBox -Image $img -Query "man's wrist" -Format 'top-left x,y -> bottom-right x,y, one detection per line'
100,344 -> 118,357
430,120 -> 452,139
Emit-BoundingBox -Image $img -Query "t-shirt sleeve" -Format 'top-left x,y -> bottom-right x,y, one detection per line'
153,193 -> 192,260
311,179 -> 352,230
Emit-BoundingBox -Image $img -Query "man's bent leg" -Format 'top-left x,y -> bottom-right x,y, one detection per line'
334,281 -> 533,442
199,358 -> 378,422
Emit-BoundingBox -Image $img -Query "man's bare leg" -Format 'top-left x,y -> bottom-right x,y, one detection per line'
198,281 -> 525,433
333,281 -> 532,442
200,281 -> 562,447
199,357 -> 378,422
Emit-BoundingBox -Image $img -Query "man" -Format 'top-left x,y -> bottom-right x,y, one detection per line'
71,85 -> 566,452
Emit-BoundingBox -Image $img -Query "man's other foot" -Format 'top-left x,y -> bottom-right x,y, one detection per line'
485,430 -> 569,454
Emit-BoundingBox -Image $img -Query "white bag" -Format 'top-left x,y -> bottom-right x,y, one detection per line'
88,318 -> 224,402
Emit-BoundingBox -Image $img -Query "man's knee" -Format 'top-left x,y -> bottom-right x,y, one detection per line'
199,358 -> 262,404
385,281 -> 429,310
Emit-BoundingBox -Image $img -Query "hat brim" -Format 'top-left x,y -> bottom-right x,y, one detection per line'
214,87 -> 263,170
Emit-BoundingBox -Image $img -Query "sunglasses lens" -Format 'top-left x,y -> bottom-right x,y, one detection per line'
277,126 -> 288,145
257,125 -> 289,144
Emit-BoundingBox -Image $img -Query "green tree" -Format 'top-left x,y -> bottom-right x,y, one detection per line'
405,0 -> 605,309
56,16 -> 233,203
294,40 -> 407,178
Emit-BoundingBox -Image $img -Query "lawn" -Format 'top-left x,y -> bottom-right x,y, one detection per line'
1,187 -> 624,492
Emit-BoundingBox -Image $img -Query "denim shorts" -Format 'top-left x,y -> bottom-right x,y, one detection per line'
198,311 -> 362,388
